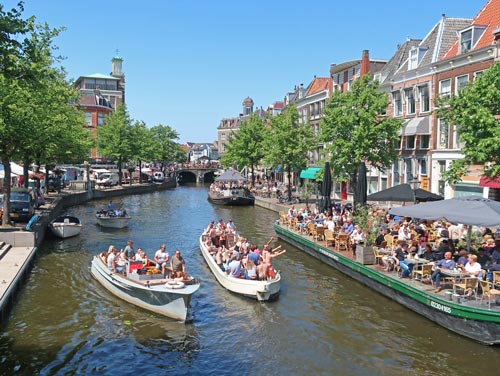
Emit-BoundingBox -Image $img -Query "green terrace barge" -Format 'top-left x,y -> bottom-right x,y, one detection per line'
273,218 -> 500,345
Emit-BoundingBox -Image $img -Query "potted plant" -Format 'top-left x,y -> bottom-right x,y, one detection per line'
352,205 -> 381,264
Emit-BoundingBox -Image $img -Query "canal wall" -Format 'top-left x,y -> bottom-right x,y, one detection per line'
0,180 -> 176,322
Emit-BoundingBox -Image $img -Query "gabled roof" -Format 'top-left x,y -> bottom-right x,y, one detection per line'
443,0 -> 500,59
306,77 -> 331,96
377,39 -> 421,85
330,60 -> 360,75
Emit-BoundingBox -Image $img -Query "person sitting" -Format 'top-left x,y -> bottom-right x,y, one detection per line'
420,243 -> 434,260
456,248 -> 468,267
343,218 -> 354,235
477,248 -> 491,268
394,242 -> 412,278
154,244 -> 170,276
106,245 -> 118,271
226,254 -> 242,278
464,254 -> 482,279
135,248 -> 147,263
245,259 -> 257,280
170,249 -> 187,278
115,250 -> 126,275
431,251 -> 456,292
431,240 -> 449,261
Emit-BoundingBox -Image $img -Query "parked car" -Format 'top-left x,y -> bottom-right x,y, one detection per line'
9,188 -> 36,222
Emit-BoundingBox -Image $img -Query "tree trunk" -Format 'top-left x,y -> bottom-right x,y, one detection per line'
287,167 -> 292,200
1,158 -> 12,227
118,156 -> 123,186
23,158 -> 30,188
350,172 -> 360,213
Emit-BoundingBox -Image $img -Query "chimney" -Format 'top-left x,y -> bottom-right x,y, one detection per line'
360,50 -> 370,77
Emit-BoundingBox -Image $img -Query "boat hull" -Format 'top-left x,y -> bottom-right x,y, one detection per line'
90,256 -> 199,321
49,216 -> 82,238
96,215 -> 131,228
273,222 -> 500,345
199,235 -> 280,301
207,191 -> 255,206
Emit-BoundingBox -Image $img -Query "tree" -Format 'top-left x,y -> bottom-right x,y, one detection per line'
319,74 -> 403,209
0,2 -> 79,225
221,113 -> 266,183
263,105 -> 314,198
97,104 -> 133,185
434,62 -> 500,183
149,124 -> 180,167
130,120 -> 153,183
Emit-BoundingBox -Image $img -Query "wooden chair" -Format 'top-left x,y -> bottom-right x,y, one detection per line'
412,263 -> 433,281
384,234 -> 394,249
479,280 -> 500,309
454,277 -> 479,300
373,247 -> 384,266
314,226 -> 325,241
324,229 -> 336,247
336,234 -> 349,252
493,271 -> 500,287
306,222 -> 316,237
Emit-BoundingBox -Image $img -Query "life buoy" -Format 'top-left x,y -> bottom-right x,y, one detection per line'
165,280 -> 185,289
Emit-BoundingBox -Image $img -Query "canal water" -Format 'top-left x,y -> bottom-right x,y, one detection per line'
1,185 -> 499,375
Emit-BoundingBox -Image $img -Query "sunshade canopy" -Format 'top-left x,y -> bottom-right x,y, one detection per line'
215,168 -> 247,182
367,184 -> 443,202
300,167 -> 321,180
388,195 -> 500,227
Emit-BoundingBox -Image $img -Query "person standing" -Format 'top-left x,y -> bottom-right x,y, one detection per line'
123,240 -> 135,260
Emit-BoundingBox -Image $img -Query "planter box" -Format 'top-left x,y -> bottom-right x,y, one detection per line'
356,245 -> 375,265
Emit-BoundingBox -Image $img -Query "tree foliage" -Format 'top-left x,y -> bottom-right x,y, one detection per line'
263,105 -> 314,196
319,74 -> 402,206
149,124 -> 180,166
221,113 -> 266,183
434,62 -> 500,183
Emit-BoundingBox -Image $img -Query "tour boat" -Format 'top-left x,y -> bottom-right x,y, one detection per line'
273,218 -> 500,345
49,215 -> 82,239
207,188 -> 255,206
199,234 -> 280,301
90,254 -> 200,322
96,213 -> 131,229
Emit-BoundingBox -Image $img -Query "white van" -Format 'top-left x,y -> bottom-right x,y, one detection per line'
96,172 -> 119,187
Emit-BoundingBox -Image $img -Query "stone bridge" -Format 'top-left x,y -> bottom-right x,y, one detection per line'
176,166 -> 219,183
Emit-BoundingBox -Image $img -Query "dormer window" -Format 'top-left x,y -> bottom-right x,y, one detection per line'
459,26 -> 487,54
408,47 -> 427,70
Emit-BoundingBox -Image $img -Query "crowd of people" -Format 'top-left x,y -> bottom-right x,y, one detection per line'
96,200 -> 129,217
284,203 -> 500,292
203,219 -> 286,281
104,239 -> 188,280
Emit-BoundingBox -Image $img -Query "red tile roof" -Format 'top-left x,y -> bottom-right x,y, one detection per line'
443,0 -> 500,59
307,77 -> 331,96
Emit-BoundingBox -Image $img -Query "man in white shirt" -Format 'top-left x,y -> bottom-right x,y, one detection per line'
154,244 -> 170,276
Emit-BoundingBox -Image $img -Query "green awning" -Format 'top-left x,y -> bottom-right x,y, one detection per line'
300,167 -> 321,179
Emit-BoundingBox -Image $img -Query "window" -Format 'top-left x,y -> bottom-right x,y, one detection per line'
393,91 -> 402,116
437,119 -> 449,149
406,135 -> 416,149
405,88 -> 415,114
97,113 -> 105,126
85,112 -> 92,125
393,162 -> 400,185
420,135 -> 430,149
455,75 -> 469,94
418,85 -> 430,112
221,132 -> 226,141
439,79 -> 451,99
474,70 -> 484,81
408,48 -> 418,70
460,29 -> 472,53
420,159 -> 427,175
394,136 -> 402,150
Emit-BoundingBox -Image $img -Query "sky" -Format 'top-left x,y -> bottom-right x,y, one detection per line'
3,0 -> 485,143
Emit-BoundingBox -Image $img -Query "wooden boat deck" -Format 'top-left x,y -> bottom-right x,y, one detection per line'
278,221 -> 500,312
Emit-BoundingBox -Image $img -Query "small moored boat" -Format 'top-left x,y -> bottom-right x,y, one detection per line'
90,254 -> 200,322
199,234 -> 280,301
96,211 -> 131,229
49,215 -> 82,239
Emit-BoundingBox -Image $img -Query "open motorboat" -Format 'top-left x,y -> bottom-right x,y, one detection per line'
90,254 -> 200,322
199,234 -> 280,301
49,215 -> 82,239
96,210 -> 131,229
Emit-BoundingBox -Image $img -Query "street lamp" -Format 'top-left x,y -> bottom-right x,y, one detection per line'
409,179 -> 420,204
